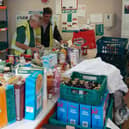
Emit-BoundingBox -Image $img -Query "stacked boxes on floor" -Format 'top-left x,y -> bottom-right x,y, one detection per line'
80,104 -> 91,128
55,72 -> 109,129
92,93 -> 109,129
96,36 -> 128,77
57,72 -> 109,129
57,92 -> 109,129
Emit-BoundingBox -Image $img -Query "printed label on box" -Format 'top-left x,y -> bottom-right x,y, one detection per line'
26,106 -> 34,113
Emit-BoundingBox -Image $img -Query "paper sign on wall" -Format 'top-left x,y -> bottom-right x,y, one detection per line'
96,24 -> 104,36
61,0 -> 78,10
90,14 -> 103,23
77,4 -> 86,17
121,0 -> 129,38
62,10 -> 79,32
16,12 -> 29,25
56,0 -> 61,14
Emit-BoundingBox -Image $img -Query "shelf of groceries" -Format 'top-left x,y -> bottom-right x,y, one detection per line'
0,44 -> 87,129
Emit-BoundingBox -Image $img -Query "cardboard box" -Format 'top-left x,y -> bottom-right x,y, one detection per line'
25,71 -> 43,120
0,86 -> 8,128
57,99 -> 68,123
92,92 -> 109,129
80,104 -> 91,128
15,66 -> 43,78
68,102 -> 79,126
42,53 -> 57,70
5,85 -> 16,124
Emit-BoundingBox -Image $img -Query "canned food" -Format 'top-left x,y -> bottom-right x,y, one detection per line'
59,52 -> 66,64
8,55 -> 15,65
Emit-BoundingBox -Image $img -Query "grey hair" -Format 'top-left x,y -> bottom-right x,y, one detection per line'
30,15 -> 41,23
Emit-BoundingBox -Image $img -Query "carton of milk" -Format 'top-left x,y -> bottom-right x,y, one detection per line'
92,92 -> 109,129
80,104 -> 91,128
25,71 -> 43,120
68,101 -> 79,126
57,99 -> 68,123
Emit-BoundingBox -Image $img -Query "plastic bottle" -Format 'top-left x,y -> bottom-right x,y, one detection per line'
54,67 -> 61,96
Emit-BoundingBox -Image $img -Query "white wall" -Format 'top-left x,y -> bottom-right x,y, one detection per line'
7,0 -> 122,43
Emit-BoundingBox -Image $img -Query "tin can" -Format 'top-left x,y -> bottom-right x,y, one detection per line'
15,56 -> 19,65
81,46 -> 87,56
8,55 -> 15,65
70,52 -> 78,67
59,52 -> 65,64
34,52 -> 40,60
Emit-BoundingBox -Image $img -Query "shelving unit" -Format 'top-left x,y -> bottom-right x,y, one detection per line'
0,5 -> 8,59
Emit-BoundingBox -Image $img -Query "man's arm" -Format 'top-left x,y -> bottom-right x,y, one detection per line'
16,42 -> 29,50
15,26 -> 39,52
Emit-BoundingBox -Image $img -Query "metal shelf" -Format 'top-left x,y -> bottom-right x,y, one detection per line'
0,48 -> 8,53
0,6 -> 7,10
0,27 -> 8,31
0,6 -> 8,51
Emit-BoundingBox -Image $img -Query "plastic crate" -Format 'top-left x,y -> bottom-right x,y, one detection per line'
60,72 -> 107,105
97,53 -> 128,77
97,36 -> 128,56
49,97 -> 114,129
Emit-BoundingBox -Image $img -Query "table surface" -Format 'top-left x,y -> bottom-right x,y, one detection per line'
3,96 -> 57,129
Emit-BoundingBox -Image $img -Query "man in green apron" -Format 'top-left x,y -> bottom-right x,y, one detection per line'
11,15 -> 41,56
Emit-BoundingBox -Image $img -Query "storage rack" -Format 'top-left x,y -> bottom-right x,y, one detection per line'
0,6 -> 8,59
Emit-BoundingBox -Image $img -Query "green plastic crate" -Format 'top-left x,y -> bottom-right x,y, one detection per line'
49,97 -> 115,129
60,72 -> 107,105
97,36 -> 128,56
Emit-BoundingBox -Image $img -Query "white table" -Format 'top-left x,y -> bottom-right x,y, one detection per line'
3,97 -> 57,129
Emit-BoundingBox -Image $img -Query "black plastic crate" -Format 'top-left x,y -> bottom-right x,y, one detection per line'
97,53 -> 128,76
97,37 -> 128,56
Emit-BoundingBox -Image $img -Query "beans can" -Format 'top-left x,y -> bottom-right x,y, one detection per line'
8,55 -> 15,65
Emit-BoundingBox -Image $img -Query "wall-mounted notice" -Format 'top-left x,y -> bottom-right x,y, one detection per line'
121,0 -> 129,38
96,24 -> 104,36
61,0 -> 78,10
62,10 -> 79,32
90,14 -> 103,24
56,0 -> 61,14
77,4 -> 86,17
16,12 -> 29,25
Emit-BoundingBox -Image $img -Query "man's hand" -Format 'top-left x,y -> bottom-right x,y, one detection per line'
36,42 -> 41,47
31,47 -> 39,53
60,40 -> 68,45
